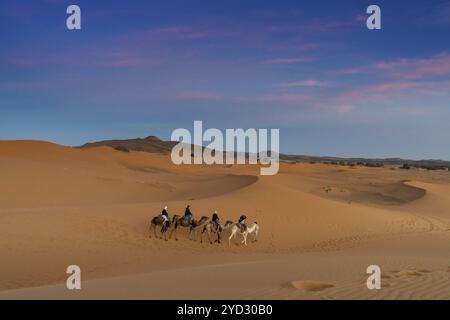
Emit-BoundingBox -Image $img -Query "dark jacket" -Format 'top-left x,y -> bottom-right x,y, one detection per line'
162,209 -> 169,217
184,207 -> 192,216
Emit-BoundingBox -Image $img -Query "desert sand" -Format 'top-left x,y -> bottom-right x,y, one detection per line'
1,140 -> 450,299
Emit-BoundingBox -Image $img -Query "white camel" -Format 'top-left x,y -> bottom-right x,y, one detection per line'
228,222 -> 259,246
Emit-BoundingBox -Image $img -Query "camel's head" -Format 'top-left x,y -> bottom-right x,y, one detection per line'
198,216 -> 209,224
224,220 -> 233,228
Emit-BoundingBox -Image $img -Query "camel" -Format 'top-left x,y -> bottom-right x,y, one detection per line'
149,215 -> 171,241
200,220 -> 234,244
228,222 -> 259,246
169,215 -> 209,241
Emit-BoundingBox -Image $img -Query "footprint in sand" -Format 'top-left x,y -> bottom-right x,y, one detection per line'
395,268 -> 430,277
290,280 -> 334,292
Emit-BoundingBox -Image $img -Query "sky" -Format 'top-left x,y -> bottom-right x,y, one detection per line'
1,0 -> 450,160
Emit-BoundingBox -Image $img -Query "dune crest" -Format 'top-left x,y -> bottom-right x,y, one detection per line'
291,280 -> 334,292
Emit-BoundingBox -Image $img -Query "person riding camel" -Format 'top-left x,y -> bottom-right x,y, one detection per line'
161,206 -> 170,225
211,211 -> 220,232
237,214 -> 247,233
184,205 -> 193,225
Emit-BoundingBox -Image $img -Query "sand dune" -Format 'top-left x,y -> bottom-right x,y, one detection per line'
1,140 -> 450,299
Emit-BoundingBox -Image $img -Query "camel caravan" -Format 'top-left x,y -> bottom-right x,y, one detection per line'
149,205 -> 259,246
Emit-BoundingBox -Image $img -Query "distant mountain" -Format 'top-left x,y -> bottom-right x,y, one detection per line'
78,136 -> 177,154
279,154 -> 450,169
78,136 -> 450,170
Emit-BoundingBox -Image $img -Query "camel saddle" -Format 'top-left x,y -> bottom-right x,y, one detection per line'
237,223 -> 247,233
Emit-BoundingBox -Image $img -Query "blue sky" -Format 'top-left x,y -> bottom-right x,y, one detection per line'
1,0 -> 450,159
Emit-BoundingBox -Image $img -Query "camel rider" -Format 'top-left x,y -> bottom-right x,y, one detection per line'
211,211 -> 220,232
184,205 -> 193,224
238,214 -> 247,232
161,206 -> 170,224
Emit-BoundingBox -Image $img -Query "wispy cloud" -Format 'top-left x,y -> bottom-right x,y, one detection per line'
280,79 -> 332,88
1,49 -> 164,69
337,67 -> 363,75
374,53 -> 450,80
176,91 -> 224,102
93,51 -> 163,68
237,94 -> 312,105
268,14 -> 363,33
334,79 -> 449,113
266,57 -> 311,64
151,26 -> 214,40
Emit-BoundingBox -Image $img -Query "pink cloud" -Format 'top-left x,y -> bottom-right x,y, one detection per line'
333,104 -> 354,113
366,81 -> 423,94
280,79 -> 331,88
266,57 -> 311,64
238,94 -> 312,105
334,80 -> 450,112
374,53 -> 450,80
2,49 -> 163,69
319,53 -> 450,112
268,16 -> 361,34
96,57 -> 160,67
7,58 -> 35,68
336,81 -> 423,103
150,26 -> 216,40
176,91 -> 224,102
354,14 -> 367,22
92,51 -> 163,68
337,67 -> 363,75
391,106 -> 430,117
335,53 -> 450,81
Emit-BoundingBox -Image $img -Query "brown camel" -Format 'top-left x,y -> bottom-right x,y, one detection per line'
149,215 -> 171,241
169,215 -> 209,241
200,220 -> 234,244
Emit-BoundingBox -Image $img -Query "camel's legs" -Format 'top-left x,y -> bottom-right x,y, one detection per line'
165,225 -> 171,241
216,229 -> 221,244
188,227 -> 195,241
228,229 -> 236,246
169,224 -> 178,240
160,225 -> 165,240
207,229 -> 213,244
242,232 -> 248,246
168,225 -> 174,239
151,223 -> 158,238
